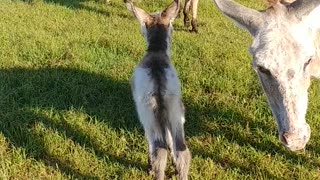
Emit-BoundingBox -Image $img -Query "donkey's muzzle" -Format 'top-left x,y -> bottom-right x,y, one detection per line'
279,123 -> 311,151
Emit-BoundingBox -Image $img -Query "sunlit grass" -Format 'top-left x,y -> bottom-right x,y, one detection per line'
0,0 -> 320,179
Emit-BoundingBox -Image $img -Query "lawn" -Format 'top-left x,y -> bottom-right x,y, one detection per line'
0,0 -> 320,179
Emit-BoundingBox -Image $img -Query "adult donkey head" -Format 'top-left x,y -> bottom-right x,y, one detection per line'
213,0 -> 320,151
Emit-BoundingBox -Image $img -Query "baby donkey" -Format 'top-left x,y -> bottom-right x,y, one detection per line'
125,0 -> 191,179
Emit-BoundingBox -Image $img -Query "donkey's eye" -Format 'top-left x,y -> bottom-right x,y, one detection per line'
303,58 -> 312,70
258,66 -> 271,76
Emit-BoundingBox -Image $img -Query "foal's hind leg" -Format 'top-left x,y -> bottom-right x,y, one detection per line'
147,136 -> 168,180
136,103 -> 168,180
166,98 -> 191,180
173,130 -> 191,180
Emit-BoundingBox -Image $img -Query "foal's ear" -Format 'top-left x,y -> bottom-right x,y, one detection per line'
125,0 -> 153,26
213,0 -> 264,36
161,0 -> 180,24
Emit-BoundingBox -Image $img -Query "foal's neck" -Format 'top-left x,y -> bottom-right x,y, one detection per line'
146,24 -> 171,58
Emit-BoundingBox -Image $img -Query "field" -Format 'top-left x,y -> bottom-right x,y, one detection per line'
1,0 -> 320,179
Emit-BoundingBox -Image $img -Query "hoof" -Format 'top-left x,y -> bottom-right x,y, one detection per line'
184,19 -> 190,27
184,22 -> 190,27
189,29 -> 198,33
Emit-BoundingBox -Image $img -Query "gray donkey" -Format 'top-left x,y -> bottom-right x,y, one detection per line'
213,0 -> 320,151
125,0 -> 191,179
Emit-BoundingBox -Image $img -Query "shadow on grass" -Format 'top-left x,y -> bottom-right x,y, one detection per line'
45,0 -> 110,16
0,67 -> 318,178
41,0 -> 127,17
0,67 -> 143,178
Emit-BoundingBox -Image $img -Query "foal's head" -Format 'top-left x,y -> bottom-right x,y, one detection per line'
214,0 -> 320,151
125,0 -> 180,51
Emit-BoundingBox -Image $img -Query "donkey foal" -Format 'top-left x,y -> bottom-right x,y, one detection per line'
125,0 -> 191,179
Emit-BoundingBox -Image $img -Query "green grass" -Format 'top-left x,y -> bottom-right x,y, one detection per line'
0,0 -> 320,179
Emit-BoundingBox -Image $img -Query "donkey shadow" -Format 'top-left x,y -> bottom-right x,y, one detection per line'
41,0 -> 128,17
42,0 -> 111,16
1,67 -> 318,178
0,67 -> 143,178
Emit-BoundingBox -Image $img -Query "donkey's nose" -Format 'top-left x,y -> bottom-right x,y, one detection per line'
279,124 -> 311,151
280,132 -> 307,151
281,132 -> 289,145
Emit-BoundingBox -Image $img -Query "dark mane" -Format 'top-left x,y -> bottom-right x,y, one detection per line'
147,24 -> 168,52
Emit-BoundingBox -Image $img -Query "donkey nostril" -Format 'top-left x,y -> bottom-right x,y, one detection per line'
282,132 -> 289,145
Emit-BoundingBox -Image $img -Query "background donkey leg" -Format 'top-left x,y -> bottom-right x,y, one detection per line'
136,103 -> 168,180
183,0 -> 191,27
190,0 -> 199,32
166,98 -> 191,180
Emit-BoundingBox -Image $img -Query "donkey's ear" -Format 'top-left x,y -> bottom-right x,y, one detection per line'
213,0 -> 264,36
161,0 -> 180,23
125,0 -> 153,25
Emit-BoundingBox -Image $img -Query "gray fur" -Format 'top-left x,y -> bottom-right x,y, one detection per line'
151,140 -> 168,180
175,149 -> 191,180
